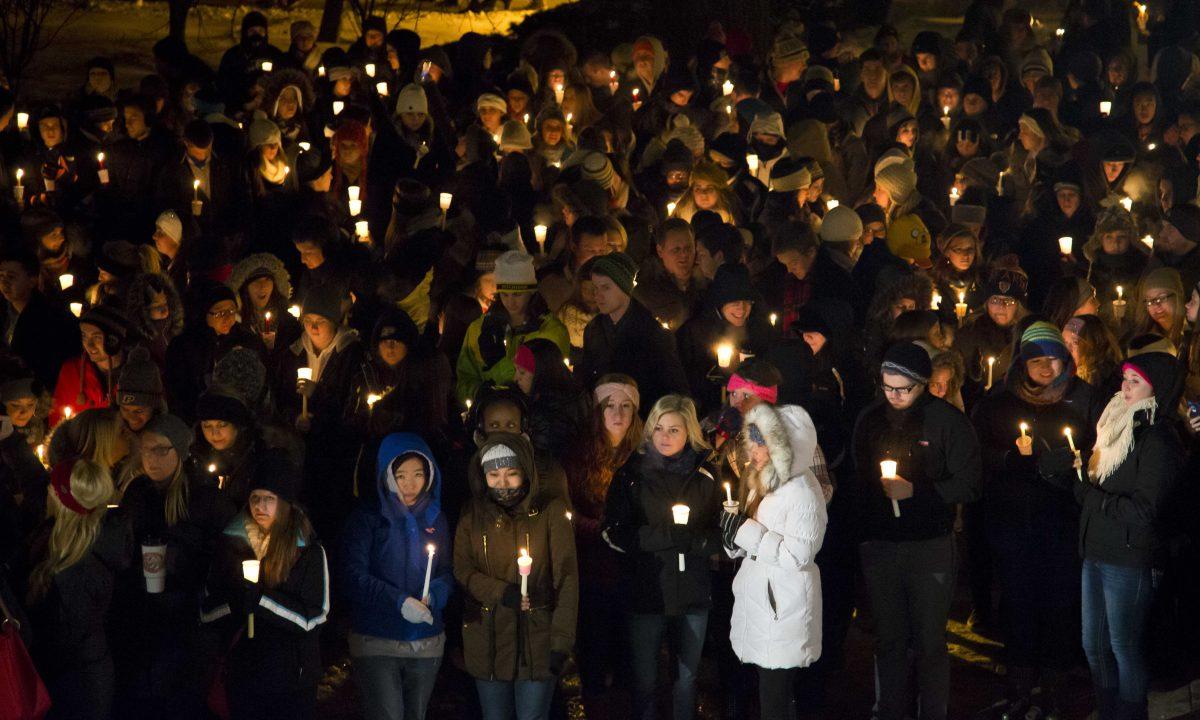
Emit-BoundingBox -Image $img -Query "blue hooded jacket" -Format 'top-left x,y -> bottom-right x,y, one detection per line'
341,432 -> 452,642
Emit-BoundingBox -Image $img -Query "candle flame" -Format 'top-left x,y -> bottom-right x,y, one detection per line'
193,179 -> 200,190
1116,285 -> 1124,299
426,543 -> 436,554
207,463 -> 217,473
519,547 -> 529,558
987,356 -> 996,366
1020,422 -> 1029,432
97,152 -> 104,163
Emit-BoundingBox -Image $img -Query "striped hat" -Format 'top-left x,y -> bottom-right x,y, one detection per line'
481,443 -> 519,472
580,152 -> 616,191
1019,320 -> 1070,363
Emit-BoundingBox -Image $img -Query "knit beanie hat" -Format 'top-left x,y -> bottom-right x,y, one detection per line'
514,343 -> 536,375
480,443 -> 519,472
769,156 -> 812,192
1123,351 -> 1181,409
499,119 -> 533,152
1019,320 -> 1071,364
251,448 -> 298,504
1141,266 -> 1183,294
951,203 -> 987,227
589,252 -> 638,296
302,283 -> 346,324
935,223 -> 978,256
875,162 -> 917,204
1021,47 -> 1054,78
708,132 -> 746,167
195,390 -> 253,427
372,307 -> 420,349
155,210 -> 183,245
772,27 -> 809,66
248,118 -> 282,148
80,304 -> 128,347
748,111 -> 785,139
960,158 -> 1000,189
228,252 -> 292,298
962,76 -> 991,102
983,263 -> 1029,303
0,376 -> 36,403
661,140 -> 694,174
819,205 -> 864,243
96,241 -> 142,277
200,282 -> 238,314
666,124 -> 705,158
143,414 -> 192,459
494,250 -> 538,293
242,10 -> 268,33
476,93 -> 508,114
116,347 -> 164,408
881,341 -> 932,384
580,152 -> 616,191
212,347 -> 267,407
394,83 -> 428,115
885,214 -> 932,268
708,263 -> 757,309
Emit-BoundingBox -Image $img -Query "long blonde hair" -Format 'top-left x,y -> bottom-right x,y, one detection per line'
27,460 -> 113,603
74,409 -> 134,498
641,394 -> 711,454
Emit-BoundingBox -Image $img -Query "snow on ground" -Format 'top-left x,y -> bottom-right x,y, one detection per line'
18,0 -> 566,102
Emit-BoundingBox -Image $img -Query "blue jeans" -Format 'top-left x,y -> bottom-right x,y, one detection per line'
1082,559 -> 1154,708
628,611 -> 708,720
353,654 -> 442,720
474,678 -> 555,720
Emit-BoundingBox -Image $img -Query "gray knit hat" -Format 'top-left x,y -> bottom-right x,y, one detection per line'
248,118 -> 282,149
142,413 -> 192,459
116,347 -> 164,408
212,347 -> 267,407
580,152 -> 616,191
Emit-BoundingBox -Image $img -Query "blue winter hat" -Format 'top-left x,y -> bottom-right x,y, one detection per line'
1019,321 -> 1072,364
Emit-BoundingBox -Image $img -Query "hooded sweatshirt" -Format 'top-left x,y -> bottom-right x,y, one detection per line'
341,433 -> 452,651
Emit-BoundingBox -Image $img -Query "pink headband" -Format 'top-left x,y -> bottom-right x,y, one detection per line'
514,344 -> 536,374
595,382 -> 640,410
727,373 -> 778,404
1122,362 -> 1153,389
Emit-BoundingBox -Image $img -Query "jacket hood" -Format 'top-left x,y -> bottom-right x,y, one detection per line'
375,432 -> 442,525
124,272 -> 185,339
262,68 -> 315,119
228,251 -> 293,299
467,432 -> 542,508
743,403 -> 819,493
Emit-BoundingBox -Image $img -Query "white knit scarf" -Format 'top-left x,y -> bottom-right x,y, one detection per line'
1090,393 -> 1157,485
244,517 -> 271,560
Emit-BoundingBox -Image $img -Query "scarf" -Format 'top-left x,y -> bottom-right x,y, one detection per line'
244,516 -> 271,559
1090,393 -> 1157,485
260,156 -> 289,185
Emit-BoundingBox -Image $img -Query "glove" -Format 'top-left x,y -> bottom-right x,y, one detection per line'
401,596 -> 434,625
669,524 -> 694,551
236,578 -> 262,614
500,583 -> 522,609
1037,446 -> 1078,488
714,406 -> 743,444
548,650 -> 568,675
478,315 -> 510,368
720,510 -> 749,551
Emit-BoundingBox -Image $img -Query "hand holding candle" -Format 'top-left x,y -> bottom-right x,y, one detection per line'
723,481 -> 739,515
955,290 -> 968,326
880,460 -> 901,518
985,356 -> 996,390
716,342 -> 734,369
297,367 -> 313,419
1016,422 -> 1032,456
192,179 -> 203,216
534,224 -> 548,254
242,560 -> 260,638
1113,285 -> 1127,320
1058,236 -> 1073,256
672,504 -> 690,570
1064,427 -> 1082,481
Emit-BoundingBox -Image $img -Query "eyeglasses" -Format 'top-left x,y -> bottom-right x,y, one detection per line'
882,381 -> 918,396
207,308 -> 238,319
987,297 -> 1017,308
1144,293 -> 1174,308
142,445 -> 175,458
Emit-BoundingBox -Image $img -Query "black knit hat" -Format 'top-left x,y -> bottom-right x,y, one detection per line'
661,139 -> 694,174
962,76 -> 991,101
983,264 -> 1029,303
373,308 -> 420,349
199,282 -> 238,313
80,304 -> 128,347
1123,351 -> 1181,411
143,413 -> 192,459
302,283 -> 345,324
116,347 -> 164,408
881,341 -> 932,384
707,263 -> 758,309
249,448 -> 298,504
183,119 -> 213,148
242,10 -> 268,33
96,241 -> 142,277
213,347 -> 267,407
0,376 -> 37,403
195,391 -> 253,427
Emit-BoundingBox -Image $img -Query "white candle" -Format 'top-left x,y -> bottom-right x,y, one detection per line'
288,304 -> 301,319
192,178 -> 202,216
355,220 -> 369,239
12,168 -> 22,204
1059,236 -> 1073,255
297,367 -> 313,382
1020,422 -> 1029,439
439,192 -> 453,211
242,559 -> 260,638
365,62 -> 375,77
16,112 -> 29,131
376,81 -> 388,96
716,342 -> 734,368
299,141 -> 311,152
333,100 -> 344,115
746,154 -> 760,175
347,185 -> 361,202
348,198 -> 362,216
880,460 -> 901,517
58,274 -> 74,290
1113,285 -> 1127,319
534,224 -> 548,254
69,302 -> 82,317
722,80 -> 734,96
769,312 -> 778,327
1100,101 -> 1112,116
1064,426 -> 1076,452
261,60 -> 273,72
96,152 -> 109,184
671,504 -> 690,570
955,289 -> 968,325
826,199 -> 839,210
517,548 -> 532,598
62,406 -> 73,420
986,356 -> 996,390
941,105 -> 951,129
949,186 -> 960,206
666,201 -> 676,216
421,544 -> 435,600
1119,196 -> 1133,212
1141,234 -> 1155,251
997,170 -> 1007,195
553,82 -> 564,105
318,65 -> 325,77
724,482 -> 733,504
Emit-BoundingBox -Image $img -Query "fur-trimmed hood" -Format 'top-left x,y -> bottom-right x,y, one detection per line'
743,403 -> 819,494
262,68 -> 315,121
227,252 -> 293,300
124,272 -> 185,340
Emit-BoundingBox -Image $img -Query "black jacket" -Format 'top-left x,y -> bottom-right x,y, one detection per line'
165,323 -> 267,423
577,299 -> 689,415
7,291 -> 80,390
602,447 -> 721,615
849,392 -> 982,542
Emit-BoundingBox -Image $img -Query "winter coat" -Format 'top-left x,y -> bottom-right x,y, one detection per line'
166,324 -> 267,424
453,433 -> 579,682
200,515 -> 329,694
341,433 -> 453,644
1074,393 -> 1185,568
602,444 -> 722,615
50,355 -> 115,427
728,404 -> 828,669
25,510 -> 133,678
276,327 -> 367,430
528,386 -> 591,460
632,257 -> 706,331
6,290 -> 80,390
848,392 -> 982,542
576,299 -> 690,415
455,308 -> 570,403
676,305 -> 773,416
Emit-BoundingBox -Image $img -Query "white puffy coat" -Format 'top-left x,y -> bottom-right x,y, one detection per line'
728,403 -> 828,669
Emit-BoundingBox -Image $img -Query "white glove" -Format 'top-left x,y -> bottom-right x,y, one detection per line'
401,596 -> 433,625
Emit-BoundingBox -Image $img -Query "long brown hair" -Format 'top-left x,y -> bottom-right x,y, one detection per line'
254,498 -> 314,588
574,374 -> 644,505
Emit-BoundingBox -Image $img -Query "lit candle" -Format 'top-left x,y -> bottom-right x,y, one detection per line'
297,367 -> 313,418
1056,27 -> 1065,37
421,544 -> 435,600
349,198 -> 362,216
347,185 -> 361,202
1059,236 -> 1073,255
58,274 -> 74,291
661,321 -> 671,330
365,62 -> 375,77
722,79 -> 734,96
242,560 -> 259,638
1100,100 -> 1112,117
439,192 -> 453,212
355,220 -> 370,240
985,355 -> 996,390
826,199 -> 839,210
288,304 -> 301,319
671,505 -> 690,570
949,186 -> 960,206
16,112 -> 28,131
1113,285 -> 1127,320
996,170 -> 1007,195
534,224 -> 548,254
36,444 -> 46,466
192,178 -> 202,216
941,105 -> 951,129
565,112 -> 573,127
261,60 -> 273,72
318,65 -> 325,77
769,312 -> 778,327
96,152 -> 109,184
1019,422 -> 1029,439
297,367 -> 313,381
666,201 -> 676,216
1147,142 -> 1157,151
1141,234 -> 1155,251
716,342 -> 734,368
1017,421 -> 1032,455
724,482 -> 733,504
333,100 -> 344,115
69,302 -> 82,317
1119,196 -> 1132,212
13,168 -> 23,204
517,548 -> 533,598
955,289 -> 968,326
746,154 -> 760,176
62,406 -> 73,420
263,311 -> 273,333
465,398 -> 472,411
376,81 -> 388,96
554,83 -> 564,105
299,141 -> 311,152
1064,426 -> 1082,480
931,291 -> 941,310
366,392 -> 381,408
880,460 -> 901,517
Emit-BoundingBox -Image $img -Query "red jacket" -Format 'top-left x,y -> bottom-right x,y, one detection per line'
50,356 -> 113,427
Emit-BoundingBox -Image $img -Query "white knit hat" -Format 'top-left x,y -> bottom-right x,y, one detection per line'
818,205 -> 864,243
875,162 -> 917,204
155,210 -> 183,244
494,250 -> 537,293
395,83 -> 428,116
481,443 -> 519,472
476,93 -> 508,114
499,119 -> 533,152
748,111 -> 785,139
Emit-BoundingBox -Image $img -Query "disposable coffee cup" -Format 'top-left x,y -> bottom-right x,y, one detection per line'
1016,436 -> 1033,456
671,504 -> 690,524
142,540 -> 167,593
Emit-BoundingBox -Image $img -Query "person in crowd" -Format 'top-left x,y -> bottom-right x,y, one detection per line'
0,246 -> 80,389
51,303 -> 130,426
848,342 -> 981,720
453,432 -> 578,720
342,433 -> 452,720
602,394 -> 720,720
200,449 -> 329,720
512,339 -> 590,458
